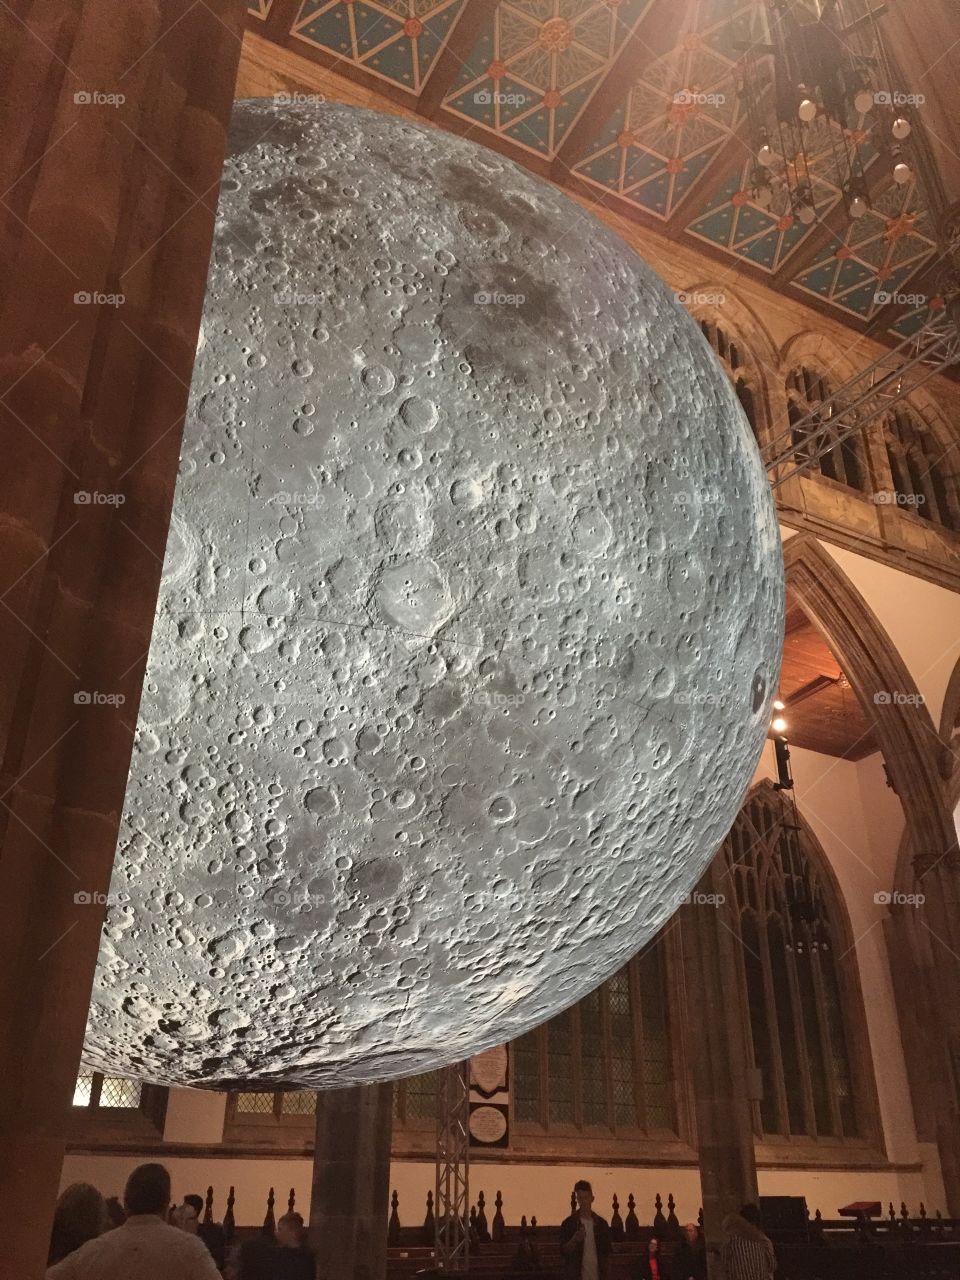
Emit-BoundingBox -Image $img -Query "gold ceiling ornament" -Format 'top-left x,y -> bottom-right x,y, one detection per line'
884,211 -> 918,243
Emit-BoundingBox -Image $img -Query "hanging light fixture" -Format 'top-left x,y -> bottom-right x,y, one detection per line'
892,153 -> 912,185
738,0 -> 923,230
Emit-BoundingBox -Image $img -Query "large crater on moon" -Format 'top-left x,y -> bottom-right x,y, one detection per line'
83,101 -> 783,1088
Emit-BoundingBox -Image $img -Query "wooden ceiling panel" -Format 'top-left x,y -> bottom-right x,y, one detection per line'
776,593 -> 879,761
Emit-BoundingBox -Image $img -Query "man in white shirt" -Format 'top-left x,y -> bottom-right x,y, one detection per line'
559,1180 -> 612,1280
46,1163 -> 222,1280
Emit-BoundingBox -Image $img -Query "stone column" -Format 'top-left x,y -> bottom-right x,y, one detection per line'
309,1083 -> 395,1280
0,2 -> 245,1276
681,861 -> 759,1279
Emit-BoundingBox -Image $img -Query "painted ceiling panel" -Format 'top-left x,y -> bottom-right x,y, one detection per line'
247,0 -> 949,336
794,179 -> 937,318
441,0 -> 654,159
292,0 -> 464,94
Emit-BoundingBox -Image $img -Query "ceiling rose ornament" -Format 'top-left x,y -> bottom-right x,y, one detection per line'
81,101 -> 783,1089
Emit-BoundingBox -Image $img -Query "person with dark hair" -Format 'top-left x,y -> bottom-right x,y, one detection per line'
46,1163 -> 221,1278
48,1184 -> 108,1264
176,1194 -> 227,1269
276,1211 -> 317,1279
633,1236 -> 664,1280
559,1181 -> 613,1280
720,1203 -> 775,1280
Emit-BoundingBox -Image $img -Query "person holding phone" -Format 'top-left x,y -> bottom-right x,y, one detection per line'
559,1181 -> 612,1280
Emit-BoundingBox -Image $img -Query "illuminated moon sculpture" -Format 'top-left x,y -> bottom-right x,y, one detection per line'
83,101 -> 783,1089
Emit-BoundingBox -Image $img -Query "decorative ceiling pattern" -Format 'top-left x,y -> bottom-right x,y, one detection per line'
890,294 -> 948,340
291,0 -> 466,94
441,0 -> 653,160
244,0 -> 943,344
794,181 -> 938,319
572,0 -> 756,218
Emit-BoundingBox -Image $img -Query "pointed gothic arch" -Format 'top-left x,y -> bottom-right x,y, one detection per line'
684,284 -> 780,451
783,533 -> 955,875
715,779 -> 884,1150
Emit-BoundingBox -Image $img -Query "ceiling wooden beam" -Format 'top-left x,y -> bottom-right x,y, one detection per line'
664,119 -> 754,237
416,0 -> 500,121
549,0 -> 695,182
260,0 -> 300,43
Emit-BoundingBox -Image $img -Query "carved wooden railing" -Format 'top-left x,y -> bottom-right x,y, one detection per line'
174,1185 -> 960,1256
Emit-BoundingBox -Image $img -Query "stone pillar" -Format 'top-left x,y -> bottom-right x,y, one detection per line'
681,861 -> 759,1279
309,1083 -> 394,1280
0,3 -> 245,1276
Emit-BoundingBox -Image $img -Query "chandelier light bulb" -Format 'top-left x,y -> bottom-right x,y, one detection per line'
849,195 -> 868,219
773,699 -> 786,711
772,716 -> 788,734
892,116 -> 912,140
854,88 -> 875,115
798,203 -> 816,225
798,98 -> 818,123
893,160 -> 912,185
758,144 -> 775,167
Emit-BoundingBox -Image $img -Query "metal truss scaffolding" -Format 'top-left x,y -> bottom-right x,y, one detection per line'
436,1061 -> 470,1272
762,296 -> 960,487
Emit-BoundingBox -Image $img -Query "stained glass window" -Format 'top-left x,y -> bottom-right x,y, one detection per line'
512,944 -> 675,1133
403,1071 -> 438,1120
235,1093 -> 278,1114
513,1030 -> 541,1123
99,1076 -> 142,1109
72,1071 -> 142,1111
280,1091 -> 317,1116
721,783 -> 864,1140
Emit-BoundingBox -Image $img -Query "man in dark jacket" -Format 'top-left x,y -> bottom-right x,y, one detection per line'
559,1181 -> 612,1280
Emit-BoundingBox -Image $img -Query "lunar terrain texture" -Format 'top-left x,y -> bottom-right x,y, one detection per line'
82,100 -> 783,1088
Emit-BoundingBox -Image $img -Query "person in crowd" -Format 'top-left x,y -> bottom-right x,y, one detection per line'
232,1235 -> 281,1280
559,1180 -> 613,1280
48,1184 -> 108,1265
276,1211 -> 317,1279
510,1227 -> 540,1273
634,1235 -> 664,1280
46,1162 -> 222,1279
174,1197 -> 201,1234
720,1203 -> 776,1280
103,1197 -> 126,1230
674,1224 -> 706,1280
176,1194 -> 227,1269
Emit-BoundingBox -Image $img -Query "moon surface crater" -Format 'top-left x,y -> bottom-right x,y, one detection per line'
82,101 -> 783,1089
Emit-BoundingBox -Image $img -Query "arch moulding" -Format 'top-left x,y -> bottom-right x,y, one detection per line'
782,533 -> 956,875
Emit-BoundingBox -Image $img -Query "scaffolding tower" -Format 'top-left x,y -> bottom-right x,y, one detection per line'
435,1061 -> 470,1272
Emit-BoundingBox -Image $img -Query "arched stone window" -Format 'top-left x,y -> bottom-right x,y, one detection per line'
786,365 -> 869,492
512,942 -> 675,1134
699,319 -> 760,442
721,784 -> 870,1142
884,406 -> 959,531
